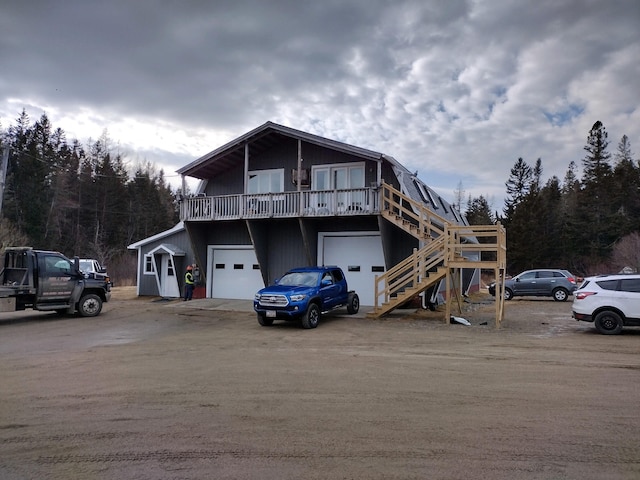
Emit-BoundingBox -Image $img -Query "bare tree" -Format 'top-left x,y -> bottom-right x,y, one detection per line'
0,217 -> 29,250
611,232 -> 640,273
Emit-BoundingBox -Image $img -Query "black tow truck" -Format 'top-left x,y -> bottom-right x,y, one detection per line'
0,247 -> 111,317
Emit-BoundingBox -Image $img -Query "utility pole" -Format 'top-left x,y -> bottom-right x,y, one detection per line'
0,147 -> 9,216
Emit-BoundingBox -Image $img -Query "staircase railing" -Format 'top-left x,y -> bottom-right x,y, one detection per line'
372,236 -> 447,316
380,181 -> 449,241
373,181 -> 507,324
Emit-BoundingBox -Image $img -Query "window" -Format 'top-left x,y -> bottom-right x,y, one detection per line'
596,280 -> 618,291
44,255 -> 72,275
518,271 -> 536,281
620,278 -> 640,293
332,269 -> 344,282
248,169 -> 284,194
144,254 -> 155,274
311,163 -> 365,190
414,179 -> 438,209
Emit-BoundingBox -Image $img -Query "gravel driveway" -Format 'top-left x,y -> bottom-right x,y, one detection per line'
1,288 -> 639,479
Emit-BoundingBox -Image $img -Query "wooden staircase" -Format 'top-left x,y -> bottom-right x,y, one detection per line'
370,182 -> 507,325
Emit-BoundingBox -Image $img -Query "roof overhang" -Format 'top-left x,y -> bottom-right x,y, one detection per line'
177,121 -> 384,180
148,244 -> 186,256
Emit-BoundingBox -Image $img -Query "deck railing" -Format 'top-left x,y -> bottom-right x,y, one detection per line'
180,187 -> 379,221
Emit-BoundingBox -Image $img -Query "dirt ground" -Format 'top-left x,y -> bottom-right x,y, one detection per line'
1,287 -> 639,480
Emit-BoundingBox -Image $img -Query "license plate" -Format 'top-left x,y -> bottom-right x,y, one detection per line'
266,310 -> 276,318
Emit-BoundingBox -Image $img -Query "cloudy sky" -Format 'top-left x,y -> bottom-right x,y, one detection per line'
1,0 -> 638,210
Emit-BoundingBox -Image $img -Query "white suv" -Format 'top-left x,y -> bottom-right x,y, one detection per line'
572,274 -> 640,334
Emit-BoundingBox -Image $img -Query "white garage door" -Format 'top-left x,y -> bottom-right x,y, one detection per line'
208,248 -> 264,299
320,233 -> 385,306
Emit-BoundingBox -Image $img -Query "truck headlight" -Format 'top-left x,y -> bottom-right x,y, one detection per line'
290,294 -> 306,302
254,293 -> 261,301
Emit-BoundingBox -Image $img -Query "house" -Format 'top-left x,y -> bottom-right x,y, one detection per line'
128,121 -> 505,319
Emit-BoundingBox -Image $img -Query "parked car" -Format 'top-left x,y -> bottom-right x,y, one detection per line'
254,266 -> 359,329
79,258 -> 112,286
572,274 -> 640,334
488,269 -> 577,301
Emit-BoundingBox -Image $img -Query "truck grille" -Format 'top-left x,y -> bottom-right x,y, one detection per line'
258,295 -> 289,307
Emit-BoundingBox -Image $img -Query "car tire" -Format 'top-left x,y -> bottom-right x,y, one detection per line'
503,288 -> 513,301
78,293 -> 102,317
552,288 -> 569,302
257,313 -> 274,326
594,310 -> 624,335
347,292 -> 360,314
301,303 -> 320,329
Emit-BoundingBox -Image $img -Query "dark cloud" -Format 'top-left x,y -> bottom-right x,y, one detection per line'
1,0 -> 638,206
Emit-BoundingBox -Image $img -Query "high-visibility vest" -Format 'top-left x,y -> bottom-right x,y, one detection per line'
185,271 -> 194,285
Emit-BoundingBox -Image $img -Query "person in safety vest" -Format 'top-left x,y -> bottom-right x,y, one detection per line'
184,265 -> 195,301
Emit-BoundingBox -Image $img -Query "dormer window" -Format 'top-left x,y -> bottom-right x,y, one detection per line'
414,179 -> 438,209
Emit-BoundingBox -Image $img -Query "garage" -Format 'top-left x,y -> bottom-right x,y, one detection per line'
207,246 -> 264,299
318,232 -> 385,306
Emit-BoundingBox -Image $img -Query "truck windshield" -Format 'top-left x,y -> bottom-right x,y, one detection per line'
79,260 -> 93,272
279,272 -> 319,287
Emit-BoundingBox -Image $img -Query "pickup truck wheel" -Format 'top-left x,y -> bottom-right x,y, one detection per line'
78,293 -> 102,317
257,313 -> 274,326
301,303 -> 320,329
594,310 -> 624,335
552,288 -> 569,302
347,292 -> 360,314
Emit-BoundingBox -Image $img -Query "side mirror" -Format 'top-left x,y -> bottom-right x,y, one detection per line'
321,278 -> 332,286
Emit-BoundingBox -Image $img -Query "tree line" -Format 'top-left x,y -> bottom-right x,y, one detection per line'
2,112 -> 638,281
464,121 -> 640,276
0,111 -> 179,281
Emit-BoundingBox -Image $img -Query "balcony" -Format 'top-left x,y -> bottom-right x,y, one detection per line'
180,187 -> 380,221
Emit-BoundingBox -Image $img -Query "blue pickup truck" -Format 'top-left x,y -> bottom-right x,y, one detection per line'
253,266 -> 360,329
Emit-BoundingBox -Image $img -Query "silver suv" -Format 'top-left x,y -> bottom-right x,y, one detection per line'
489,269 -> 577,301
572,274 -> 640,334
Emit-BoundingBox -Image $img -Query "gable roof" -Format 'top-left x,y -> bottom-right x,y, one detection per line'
177,121 -> 385,180
176,121 -> 465,225
148,243 -> 186,256
127,222 -> 185,250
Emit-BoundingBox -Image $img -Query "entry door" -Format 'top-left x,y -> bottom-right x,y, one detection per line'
312,165 -> 365,212
160,255 -> 181,298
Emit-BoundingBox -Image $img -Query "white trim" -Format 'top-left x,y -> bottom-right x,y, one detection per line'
143,254 -> 155,275
127,222 -> 185,249
317,231 -> 381,265
206,245 -> 258,298
148,243 -> 186,257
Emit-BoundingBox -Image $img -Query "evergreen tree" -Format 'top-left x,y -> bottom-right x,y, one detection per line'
5,112 -> 53,247
465,195 -> 494,225
502,157 -> 537,272
577,121 -> 616,262
610,135 -> 640,234
503,157 -> 532,219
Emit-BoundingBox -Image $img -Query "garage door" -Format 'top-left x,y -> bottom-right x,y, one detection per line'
208,248 -> 264,299
320,234 -> 385,306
